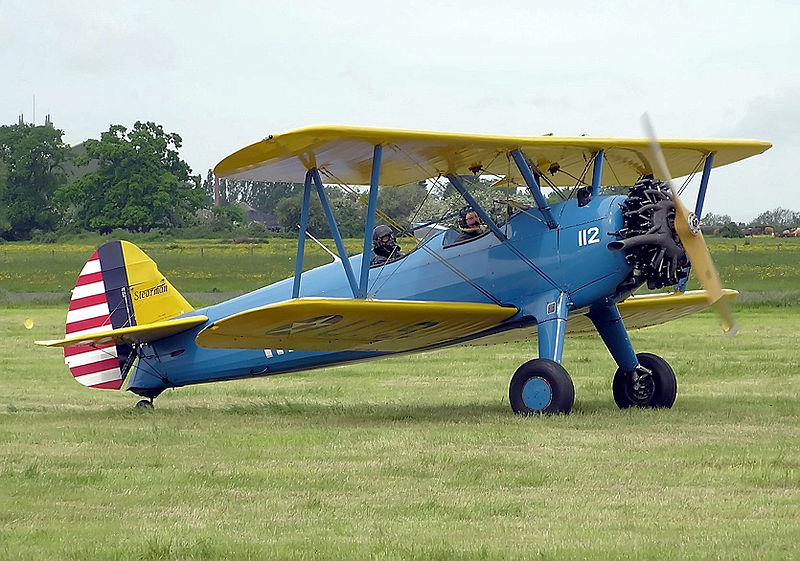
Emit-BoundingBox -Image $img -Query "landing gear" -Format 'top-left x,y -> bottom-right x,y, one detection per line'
135,398 -> 154,410
613,352 -> 676,409
509,358 -> 575,415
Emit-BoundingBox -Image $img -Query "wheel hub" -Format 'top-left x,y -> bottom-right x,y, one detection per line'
627,366 -> 655,404
521,376 -> 552,411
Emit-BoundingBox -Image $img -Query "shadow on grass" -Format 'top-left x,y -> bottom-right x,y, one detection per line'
155,399 -> 511,425
16,389 -> 791,427
14,395 -> 639,429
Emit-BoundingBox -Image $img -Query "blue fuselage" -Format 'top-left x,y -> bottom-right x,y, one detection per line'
128,195 -> 631,397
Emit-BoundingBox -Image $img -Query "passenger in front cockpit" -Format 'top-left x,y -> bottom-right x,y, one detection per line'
454,208 -> 488,243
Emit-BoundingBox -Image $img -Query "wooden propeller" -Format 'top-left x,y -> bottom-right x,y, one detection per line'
641,113 -> 737,335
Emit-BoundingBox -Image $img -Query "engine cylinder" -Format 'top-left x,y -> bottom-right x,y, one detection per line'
609,178 -> 690,291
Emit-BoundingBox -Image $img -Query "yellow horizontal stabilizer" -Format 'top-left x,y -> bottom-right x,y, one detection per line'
195,298 -> 518,352
35,315 -> 208,348
214,125 -> 770,188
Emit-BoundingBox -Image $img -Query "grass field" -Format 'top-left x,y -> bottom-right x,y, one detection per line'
1,236 -> 799,559
0,238 -> 364,296
1,236 -> 798,301
2,306 -> 799,560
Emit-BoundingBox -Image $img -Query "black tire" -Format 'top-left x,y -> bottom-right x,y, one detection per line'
135,399 -> 154,410
612,352 -> 677,409
509,358 -> 575,415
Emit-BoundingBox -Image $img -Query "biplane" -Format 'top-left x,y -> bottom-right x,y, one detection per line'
36,120 -> 771,414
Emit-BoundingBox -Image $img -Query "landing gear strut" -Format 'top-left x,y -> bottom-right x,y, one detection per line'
613,352 -> 677,409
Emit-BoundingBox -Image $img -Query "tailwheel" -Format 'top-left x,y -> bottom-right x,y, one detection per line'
613,352 -> 677,409
509,358 -> 575,415
135,399 -> 154,410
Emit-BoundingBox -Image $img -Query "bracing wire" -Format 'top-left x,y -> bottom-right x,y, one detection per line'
677,155 -> 705,197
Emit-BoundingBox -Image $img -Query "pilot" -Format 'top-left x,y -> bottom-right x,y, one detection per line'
454,208 -> 488,243
370,225 -> 405,266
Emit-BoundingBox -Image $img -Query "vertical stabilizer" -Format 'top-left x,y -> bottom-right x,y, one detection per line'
63,241 -> 192,390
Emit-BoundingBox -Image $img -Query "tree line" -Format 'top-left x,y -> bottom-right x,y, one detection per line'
0,121 -> 435,241
0,121 -> 205,241
701,209 -> 800,237
2,120 -> 797,242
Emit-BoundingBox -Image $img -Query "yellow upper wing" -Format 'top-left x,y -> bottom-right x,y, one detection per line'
214,125 -> 770,187
195,298 -> 519,352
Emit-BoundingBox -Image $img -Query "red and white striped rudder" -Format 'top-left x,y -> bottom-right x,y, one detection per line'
63,250 -> 131,389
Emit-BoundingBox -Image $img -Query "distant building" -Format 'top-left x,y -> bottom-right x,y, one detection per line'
240,203 -> 280,231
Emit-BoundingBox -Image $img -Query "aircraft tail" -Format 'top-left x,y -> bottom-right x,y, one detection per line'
63,241 -> 193,390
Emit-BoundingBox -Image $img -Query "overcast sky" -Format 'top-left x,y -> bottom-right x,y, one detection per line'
3,0 -> 798,221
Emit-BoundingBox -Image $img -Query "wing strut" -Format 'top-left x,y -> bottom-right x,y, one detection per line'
358,144 -> 382,298
591,150 -> 604,197
292,170 -> 314,298
693,153 -> 714,219
510,149 -> 558,229
447,174 -> 560,291
292,168 -> 360,299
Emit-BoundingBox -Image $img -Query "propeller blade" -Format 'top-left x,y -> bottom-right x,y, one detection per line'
641,113 -> 737,335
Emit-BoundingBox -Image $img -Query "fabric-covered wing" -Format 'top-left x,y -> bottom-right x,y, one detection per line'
616,289 -> 738,331
214,125 -> 770,187
461,290 -> 739,347
35,315 -> 209,348
195,298 -> 518,352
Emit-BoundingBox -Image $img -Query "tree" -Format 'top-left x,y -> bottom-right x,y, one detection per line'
718,222 -> 744,238
274,191 -> 328,236
700,212 -> 732,228
377,183 -> 427,227
57,122 -> 203,233
0,124 -> 69,240
273,186 -> 365,237
748,207 -> 800,232
202,169 -> 215,202
0,159 -> 9,234
250,181 -> 300,213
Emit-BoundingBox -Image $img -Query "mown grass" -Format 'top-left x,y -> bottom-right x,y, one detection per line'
0,238 -> 366,295
2,236 -> 799,310
1,306 -> 799,560
694,237 -> 800,293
